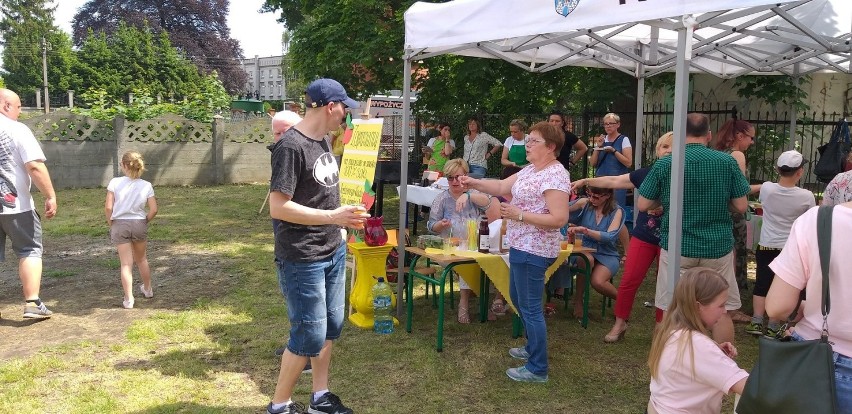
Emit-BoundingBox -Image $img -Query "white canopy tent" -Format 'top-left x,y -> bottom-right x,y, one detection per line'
395,0 -> 851,316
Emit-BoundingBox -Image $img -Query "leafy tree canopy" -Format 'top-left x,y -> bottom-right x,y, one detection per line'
263,0 -> 633,118
73,23 -> 204,101
1,0 -> 78,93
71,0 -> 247,93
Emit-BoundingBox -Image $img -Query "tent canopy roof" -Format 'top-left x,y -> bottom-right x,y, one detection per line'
404,0 -> 851,78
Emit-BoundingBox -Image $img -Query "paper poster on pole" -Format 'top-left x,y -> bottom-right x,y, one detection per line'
339,118 -> 384,209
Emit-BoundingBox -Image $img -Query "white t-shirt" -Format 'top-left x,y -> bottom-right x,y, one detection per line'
427,138 -> 455,151
0,114 -> 47,214
770,205 -> 852,357
605,135 -> 632,149
758,182 -> 815,248
503,135 -> 526,148
107,176 -> 155,220
649,330 -> 748,414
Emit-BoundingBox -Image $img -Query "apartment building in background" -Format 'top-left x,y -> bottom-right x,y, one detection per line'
240,55 -> 285,100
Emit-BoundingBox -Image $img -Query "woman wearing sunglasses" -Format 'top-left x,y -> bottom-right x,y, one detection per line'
714,118 -> 756,320
571,132 -> 673,342
426,158 -> 498,324
565,186 -> 625,321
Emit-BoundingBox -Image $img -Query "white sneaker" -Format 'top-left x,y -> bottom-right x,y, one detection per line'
139,284 -> 153,298
123,298 -> 134,309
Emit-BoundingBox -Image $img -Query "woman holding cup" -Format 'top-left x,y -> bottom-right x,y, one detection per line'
460,122 -> 571,383
571,132 -> 673,342
562,187 -> 625,320
426,158 -> 495,324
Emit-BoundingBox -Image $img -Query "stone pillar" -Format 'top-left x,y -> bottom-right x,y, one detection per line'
112,116 -> 126,179
67,90 -> 74,108
36,90 -> 42,109
211,115 -> 225,185
128,93 -> 134,104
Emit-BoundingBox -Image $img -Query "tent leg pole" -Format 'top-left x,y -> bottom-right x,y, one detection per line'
397,58 -> 413,320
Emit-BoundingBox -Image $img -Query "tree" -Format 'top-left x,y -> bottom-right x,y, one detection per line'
71,0 -> 247,94
263,0 -> 633,117
73,23 -> 206,101
262,0 -> 413,98
1,0 -> 78,95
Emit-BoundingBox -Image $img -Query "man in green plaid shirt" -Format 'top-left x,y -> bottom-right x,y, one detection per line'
638,113 -> 750,344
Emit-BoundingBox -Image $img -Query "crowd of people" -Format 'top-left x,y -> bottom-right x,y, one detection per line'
4,76 -> 852,413
420,110 -> 852,412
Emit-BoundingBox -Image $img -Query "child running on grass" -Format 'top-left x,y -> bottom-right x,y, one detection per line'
647,267 -> 748,414
105,151 -> 157,309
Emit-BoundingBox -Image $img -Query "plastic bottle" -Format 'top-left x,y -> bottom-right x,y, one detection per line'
478,216 -> 490,253
372,277 -> 394,334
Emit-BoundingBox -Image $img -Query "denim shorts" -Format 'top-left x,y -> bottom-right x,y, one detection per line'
792,332 -> 852,411
468,165 -> 487,179
278,241 -> 347,357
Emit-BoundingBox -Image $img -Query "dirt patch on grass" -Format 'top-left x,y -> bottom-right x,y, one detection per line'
0,235 -> 235,359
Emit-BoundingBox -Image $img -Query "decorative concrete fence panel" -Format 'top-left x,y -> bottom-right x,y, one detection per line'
21,112 -> 276,189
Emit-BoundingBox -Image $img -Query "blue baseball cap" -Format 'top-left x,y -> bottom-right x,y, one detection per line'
305,78 -> 359,109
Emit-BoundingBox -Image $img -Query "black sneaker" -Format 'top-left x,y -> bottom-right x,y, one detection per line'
309,392 -> 352,414
267,401 -> 307,414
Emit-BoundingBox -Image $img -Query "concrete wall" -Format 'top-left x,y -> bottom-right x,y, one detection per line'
23,111 -> 273,189
691,73 -> 851,115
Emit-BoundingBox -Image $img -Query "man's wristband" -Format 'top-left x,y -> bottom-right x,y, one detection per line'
518,212 -> 523,222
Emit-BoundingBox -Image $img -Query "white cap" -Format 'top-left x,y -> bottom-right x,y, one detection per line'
776,150 -> 806,169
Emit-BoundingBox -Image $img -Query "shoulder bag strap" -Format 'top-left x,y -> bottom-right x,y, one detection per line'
816,205 -> 833,329
783,206 -> 833,330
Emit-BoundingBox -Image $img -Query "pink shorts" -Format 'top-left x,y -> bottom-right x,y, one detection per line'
110,219 -> 148,244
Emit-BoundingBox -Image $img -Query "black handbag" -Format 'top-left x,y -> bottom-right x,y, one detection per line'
814,119 -> 850,183
737,206 -> 838,414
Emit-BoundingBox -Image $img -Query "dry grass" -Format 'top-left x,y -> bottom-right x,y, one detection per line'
0,184 -> 760,413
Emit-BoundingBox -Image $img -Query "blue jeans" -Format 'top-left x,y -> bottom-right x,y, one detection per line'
792,332 -> 852,411
468,164 -> 487,179
509,248 -> 554,376
279,242 -> 347,357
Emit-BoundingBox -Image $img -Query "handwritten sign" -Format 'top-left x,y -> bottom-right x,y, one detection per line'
339,118 -> 384,209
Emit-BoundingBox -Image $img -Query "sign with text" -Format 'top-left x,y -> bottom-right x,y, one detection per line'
339,118 -> 384,209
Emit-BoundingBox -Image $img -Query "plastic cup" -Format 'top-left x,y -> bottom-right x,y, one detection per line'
573,233 -> 584,248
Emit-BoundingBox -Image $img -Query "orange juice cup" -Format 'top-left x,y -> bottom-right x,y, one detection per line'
560,239 -> 571,250
573,234 -> 584,248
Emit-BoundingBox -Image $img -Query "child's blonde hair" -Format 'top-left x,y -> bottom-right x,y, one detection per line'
122,151 -> 146,179
648,267 -> 729,379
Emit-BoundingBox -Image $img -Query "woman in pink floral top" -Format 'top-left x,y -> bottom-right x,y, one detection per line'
460,122 -> 571,383
822,170 -> 852,206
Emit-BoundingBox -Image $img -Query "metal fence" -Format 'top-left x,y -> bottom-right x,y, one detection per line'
403,105 -> 845,194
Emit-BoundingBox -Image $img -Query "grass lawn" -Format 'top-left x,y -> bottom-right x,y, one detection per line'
0,184 -> 759,413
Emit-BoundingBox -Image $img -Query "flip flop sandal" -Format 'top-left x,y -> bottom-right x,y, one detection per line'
457,307 -> 471,324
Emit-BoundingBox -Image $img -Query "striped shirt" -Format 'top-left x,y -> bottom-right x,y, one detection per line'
638,144 -> 750,258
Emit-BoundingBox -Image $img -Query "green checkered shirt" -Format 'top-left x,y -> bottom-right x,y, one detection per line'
638,143 -> 750,258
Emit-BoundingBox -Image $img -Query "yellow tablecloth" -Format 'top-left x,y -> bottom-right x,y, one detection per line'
423,247 -> 573,313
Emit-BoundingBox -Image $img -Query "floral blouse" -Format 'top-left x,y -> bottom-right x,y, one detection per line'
823,171 -> 852,206
507,163 -> 571,258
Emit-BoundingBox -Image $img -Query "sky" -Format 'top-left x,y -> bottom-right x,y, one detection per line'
52,0 -> 286,58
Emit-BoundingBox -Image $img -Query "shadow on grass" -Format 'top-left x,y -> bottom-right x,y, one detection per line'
126,402 -> 259,414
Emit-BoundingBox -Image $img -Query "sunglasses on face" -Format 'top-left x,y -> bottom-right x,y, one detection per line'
446,175 -> 465,181
588,192 -> 608,199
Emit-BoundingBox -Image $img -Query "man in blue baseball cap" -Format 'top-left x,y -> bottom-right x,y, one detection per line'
305,78 -> 360,110
266,78 -> 366,414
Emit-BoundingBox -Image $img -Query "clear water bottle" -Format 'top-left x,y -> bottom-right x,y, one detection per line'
372,277 -> 394,334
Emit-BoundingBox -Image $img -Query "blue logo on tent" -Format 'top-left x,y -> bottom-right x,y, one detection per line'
555,0 -> 580,17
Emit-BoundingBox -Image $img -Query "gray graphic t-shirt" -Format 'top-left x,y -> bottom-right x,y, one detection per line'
271,127 -> 342,262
